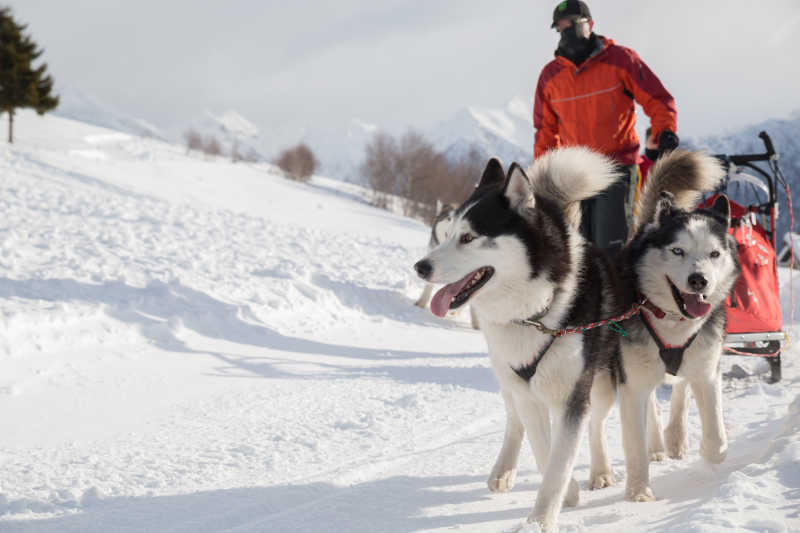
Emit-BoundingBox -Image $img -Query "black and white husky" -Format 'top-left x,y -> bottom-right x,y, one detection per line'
413,148 -> 625,531
612,150 -> 737,501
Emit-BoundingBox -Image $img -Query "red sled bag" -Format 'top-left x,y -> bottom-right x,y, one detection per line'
701,195 -> 782,334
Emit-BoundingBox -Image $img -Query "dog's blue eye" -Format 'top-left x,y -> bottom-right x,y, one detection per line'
710,250 -> 720,258
459,233 -> 474,244
671,247 -> 684,256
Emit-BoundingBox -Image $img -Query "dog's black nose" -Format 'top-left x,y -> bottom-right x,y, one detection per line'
688,273 -> 708,292
414,260 -> 432,280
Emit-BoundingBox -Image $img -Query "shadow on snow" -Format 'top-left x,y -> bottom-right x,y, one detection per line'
0,277 -> 494,392
0,474 -> 533,533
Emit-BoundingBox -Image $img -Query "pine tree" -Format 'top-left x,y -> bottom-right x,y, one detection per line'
0,8 -> 59,143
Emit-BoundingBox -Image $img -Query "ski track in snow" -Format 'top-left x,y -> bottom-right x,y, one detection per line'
0,111 -> 799,532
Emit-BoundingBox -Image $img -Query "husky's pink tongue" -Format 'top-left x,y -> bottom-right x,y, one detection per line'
430,271 -> 476,317
683,293 -> 711,318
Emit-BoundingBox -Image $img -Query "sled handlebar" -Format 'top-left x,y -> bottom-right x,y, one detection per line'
759,131 -> 776,157
722,131 -> 776,165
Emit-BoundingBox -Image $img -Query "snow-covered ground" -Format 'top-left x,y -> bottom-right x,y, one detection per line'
1,110 -> 798,532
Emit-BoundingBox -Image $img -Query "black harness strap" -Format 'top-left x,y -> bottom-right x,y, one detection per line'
640,312 -> 698,376
512,335 -> 557,381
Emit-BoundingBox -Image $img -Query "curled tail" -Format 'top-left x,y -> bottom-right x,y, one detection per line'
526,147 -> 620,229
634,150 -> 726,230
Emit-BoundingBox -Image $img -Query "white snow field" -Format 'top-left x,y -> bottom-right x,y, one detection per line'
1,110 -> 799,532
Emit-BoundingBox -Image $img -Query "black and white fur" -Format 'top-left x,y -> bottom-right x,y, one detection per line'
415,202 -> 480,329
413,148 -> 625,531
611,150 -> 737,501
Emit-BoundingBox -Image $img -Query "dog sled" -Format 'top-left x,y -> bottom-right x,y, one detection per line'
699,131 -> 791,383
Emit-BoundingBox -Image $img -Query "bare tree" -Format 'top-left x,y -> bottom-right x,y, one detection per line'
362,132 -> 397,208
361,130 -> 484,222
275,143 -> 316,182
394,130 -> 447,219
436,147 -> 483,206
243,147 -> 261,163
231,140 -> 242,163
184,129 -> 203,154
203,136 -> 222,158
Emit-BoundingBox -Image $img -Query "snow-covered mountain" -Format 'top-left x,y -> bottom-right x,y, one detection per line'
426,96 -> 534,167
292,118 -> 379,183
284,97 -> 534,186
53,84 -> 166,140
688,111 -> 800,238
181,109 -> 266,161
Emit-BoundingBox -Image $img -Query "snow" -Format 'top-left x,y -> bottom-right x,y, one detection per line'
1,110 -> 799,532
203,110 -> 260,140
426,97 -> 533,169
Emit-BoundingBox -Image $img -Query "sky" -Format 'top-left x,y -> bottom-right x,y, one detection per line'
6,0 -> 800,147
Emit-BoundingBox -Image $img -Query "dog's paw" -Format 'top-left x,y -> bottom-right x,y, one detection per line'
487,468 -> 517,493
413,300 -> 427,309
563,478 -> 580,507
649,437 -> 666,462
664,425 -> 688,460
525,513 -> 554,533
700,440 -> 728,464
626,484 -> 656,502
590,471 -> 615,490
650,451 -> 666,462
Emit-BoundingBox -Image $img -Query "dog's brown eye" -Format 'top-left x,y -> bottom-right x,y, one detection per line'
710,250 -> 720,258
459,233 -> 474,244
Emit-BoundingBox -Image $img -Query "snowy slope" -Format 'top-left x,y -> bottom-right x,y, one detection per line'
0,110 -> 799,532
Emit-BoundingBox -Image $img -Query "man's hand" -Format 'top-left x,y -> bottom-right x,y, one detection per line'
657,130 -> 679,156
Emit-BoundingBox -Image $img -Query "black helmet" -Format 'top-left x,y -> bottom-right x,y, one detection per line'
551,0 -> 592,28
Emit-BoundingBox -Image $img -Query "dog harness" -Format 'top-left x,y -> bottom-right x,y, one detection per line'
511,297 -> 649,381
512,335 -> 557,381
640,310 -> 698,376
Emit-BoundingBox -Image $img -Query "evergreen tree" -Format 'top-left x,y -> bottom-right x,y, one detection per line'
0,7 -> 58,143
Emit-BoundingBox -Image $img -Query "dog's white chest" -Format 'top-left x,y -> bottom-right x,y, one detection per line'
483,324 -> 585,405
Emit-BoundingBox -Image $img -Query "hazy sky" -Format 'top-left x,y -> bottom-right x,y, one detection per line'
7,0 -> 800,144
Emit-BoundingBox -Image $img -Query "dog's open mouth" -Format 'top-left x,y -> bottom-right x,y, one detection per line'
667,276 -> 711,319
430,267 -> 494,318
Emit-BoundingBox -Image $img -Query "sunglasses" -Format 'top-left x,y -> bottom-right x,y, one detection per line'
555,17 -> 588,32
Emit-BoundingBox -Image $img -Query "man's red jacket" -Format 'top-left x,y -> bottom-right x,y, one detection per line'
533,36 -> 677,166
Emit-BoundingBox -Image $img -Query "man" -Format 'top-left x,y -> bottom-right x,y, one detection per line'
533,0 -> 678,251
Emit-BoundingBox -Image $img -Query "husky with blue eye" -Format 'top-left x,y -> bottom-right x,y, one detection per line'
413,148 -> 625,532
612,150 -> 735,502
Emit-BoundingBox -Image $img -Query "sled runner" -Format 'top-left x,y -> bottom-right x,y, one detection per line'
700,131 -> 791,383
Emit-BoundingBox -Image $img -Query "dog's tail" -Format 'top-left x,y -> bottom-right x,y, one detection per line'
634,150 -> 726,230
526,147 -> 620,229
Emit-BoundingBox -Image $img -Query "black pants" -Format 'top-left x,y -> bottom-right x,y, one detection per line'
580,164 -> 638,254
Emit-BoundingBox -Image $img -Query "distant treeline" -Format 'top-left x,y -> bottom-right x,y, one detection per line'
183,129 -> 261,164
361,130 -> 481,223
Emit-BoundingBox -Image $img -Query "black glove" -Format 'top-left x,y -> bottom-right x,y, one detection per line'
656,130 -> 679,158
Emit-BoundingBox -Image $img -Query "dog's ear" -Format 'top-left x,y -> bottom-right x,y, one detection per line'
477,158 -> 505,189
654,191 -> 676,226
503,162 -> 536,210
710,194 -> 731,228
